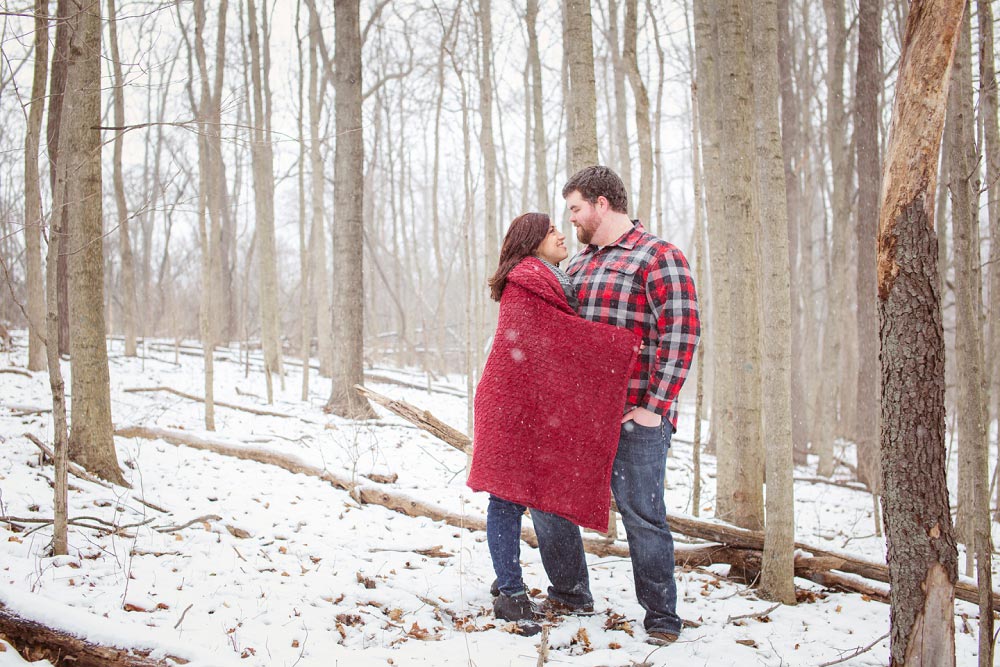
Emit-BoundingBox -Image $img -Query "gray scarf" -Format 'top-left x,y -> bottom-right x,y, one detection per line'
537,257 -> 579,312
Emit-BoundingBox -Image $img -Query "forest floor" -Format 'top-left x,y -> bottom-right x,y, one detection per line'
0,332 -> 990,666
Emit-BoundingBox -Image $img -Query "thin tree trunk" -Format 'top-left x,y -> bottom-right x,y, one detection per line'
24,0 -> 47,372
877,2 -> 963,663
326,0 -> 375,419
526,0 -> 548,212
107,0 -> 137,358
62,0 -> 126,486
246,0 -> 283,403
855,0 -> 882,496
295,0 -> 310,402
752,0 -> 796,604
623,0 -> 652,225
717,0 -> 764,532
47,0 -> 70,357
689,77 -> 706,519
565,0 -> 598,173
605,0 -> 631,199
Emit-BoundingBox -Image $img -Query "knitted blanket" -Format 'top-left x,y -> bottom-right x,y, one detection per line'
467,257 -> 640,531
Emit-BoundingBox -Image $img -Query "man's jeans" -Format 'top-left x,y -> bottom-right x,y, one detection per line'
531,421 -> 681,635
487,495 -> 529,596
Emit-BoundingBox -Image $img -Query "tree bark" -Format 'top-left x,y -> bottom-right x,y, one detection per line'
855,0 -> 882,495
246,0 -> 284,403
605,0 -> 631,199
877,2 -> 964,663
564,0 -> 598,173
752,0 -> 796,604
326,0 -> 375,419
107,0 -> 138,359
716,0 -> 764,531
23,0 -> 47,372
47,0 -> 71,357
623,0 -> 652,225
526,0 -> 549,212
62,0 -> 126,487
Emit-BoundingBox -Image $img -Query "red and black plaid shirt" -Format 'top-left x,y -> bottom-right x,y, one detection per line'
567,221 -> 700,430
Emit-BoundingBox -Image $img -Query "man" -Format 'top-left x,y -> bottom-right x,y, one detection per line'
530,165 -> 700,646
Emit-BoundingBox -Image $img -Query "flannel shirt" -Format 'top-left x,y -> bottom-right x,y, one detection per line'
566,221 -> 700,430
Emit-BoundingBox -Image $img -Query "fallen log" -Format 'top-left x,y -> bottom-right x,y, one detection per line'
354,385 -> 999,608
119,424 -> 905,602
0,367 -> 32,378
355,385 -> 471,455
123,386 -> 304,420
0,602 -> 186,666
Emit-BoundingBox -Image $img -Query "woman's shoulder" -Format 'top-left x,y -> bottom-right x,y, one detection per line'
508,256 -> 546,280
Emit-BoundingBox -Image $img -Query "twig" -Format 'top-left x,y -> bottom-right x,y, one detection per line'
154,514 -> 221,534
173,604 -> 193,630
535,623 -> 550,666
818,631 -> 890,667
725,602 -> 781,625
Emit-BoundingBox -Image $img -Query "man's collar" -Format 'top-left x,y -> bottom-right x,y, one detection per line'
581,220 -> 644,254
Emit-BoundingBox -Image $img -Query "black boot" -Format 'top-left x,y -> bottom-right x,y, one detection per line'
493,591 -> 541,637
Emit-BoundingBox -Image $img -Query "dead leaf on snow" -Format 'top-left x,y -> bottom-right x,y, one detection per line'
415,546 -> 453,558
226,525 -> 251,539
735,639 -> 758,648
356,572 -> 376,589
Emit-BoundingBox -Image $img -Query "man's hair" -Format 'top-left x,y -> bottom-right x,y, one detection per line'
562,166 -> 628,214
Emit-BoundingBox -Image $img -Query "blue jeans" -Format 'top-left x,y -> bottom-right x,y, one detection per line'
487,495 -> 529,596
531,421 -> 681,635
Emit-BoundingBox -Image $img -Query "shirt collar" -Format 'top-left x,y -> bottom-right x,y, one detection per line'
580,220 -> 644,255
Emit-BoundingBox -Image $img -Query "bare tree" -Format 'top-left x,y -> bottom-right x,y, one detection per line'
62,0 -> 126,485
23,0 -> 47,371
46,0 -> 71,356
623,0 -> 652,225
752,0 -> 796,604
526,0 -> 548,211
877,1 -> 963,662
326,0 -> 375,419
564,0 -> 598,173
107,0 -> 138,358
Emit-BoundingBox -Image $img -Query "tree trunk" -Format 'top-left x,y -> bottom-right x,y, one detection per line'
246,0 -> 283,403
526,0 -> 549,212
24,0 -> 47,372
855,0 -> 882,494
47,0 -> 71,357
605,0 -> 631,199
623,0 -> 652,225
877,2 -> 963,663
295,0 -> 310,402
716,0 -> 764,532
777,0 -> 808,464
688,75 -> 706,519
107,0 -> 138,359
60,0 -> 125,486
752,0 -> 796,604
564,0 -> 598,172
326,0 -> 375,419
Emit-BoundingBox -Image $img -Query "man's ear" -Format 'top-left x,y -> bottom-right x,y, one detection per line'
596,195 -> 610,215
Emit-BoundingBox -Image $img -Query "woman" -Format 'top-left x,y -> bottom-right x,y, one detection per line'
467,212 -> 639,627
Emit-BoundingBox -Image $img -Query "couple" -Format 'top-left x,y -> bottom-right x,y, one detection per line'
467,166 -> 701,645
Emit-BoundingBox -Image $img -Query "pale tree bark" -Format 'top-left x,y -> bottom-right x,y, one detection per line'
564,0 -> 598,173
777,0 -> 808,463
23,0 -> 47,372
47,0 -> 70,356
752,0 -> 796,605
623,0 -> 652,225
478,0 -> 499,343
326,0 -> 375,419
107,0 -> 138,358
62,0 -> 126,486
817,0 -> 851,477
877,2 -> 963,663
855,0 -> 882,497
246,0 -> 284,403
693,0 -> 731,463
526,0 -> 548,212
647,0 -> 665,237
307,5 -> 332,378
979,0 -> 1000,523
947,10 -> 993,658
295,0 -> 310,402
604,0 -> 631,198
688,76 -> 706,519
717,0 -> 764,532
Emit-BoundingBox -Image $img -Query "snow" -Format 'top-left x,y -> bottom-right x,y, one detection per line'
0,332 -> 986,666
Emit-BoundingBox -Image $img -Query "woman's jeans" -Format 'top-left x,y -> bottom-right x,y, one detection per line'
487,495 -> 529,596
530,421 -> 681,635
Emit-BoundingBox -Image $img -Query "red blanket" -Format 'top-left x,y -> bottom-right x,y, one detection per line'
467,257 -> 640,531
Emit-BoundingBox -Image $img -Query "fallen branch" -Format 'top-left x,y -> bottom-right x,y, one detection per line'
353,386 -> 999,608
818,631 -> 890,667
123,386 -> 303,419
0,602 -> 187,666
0,367 -> 32,377
725,602 -> 781,625
354,385 -> 471,455
7,404 -> 50,416
154,514 -> 222,534
24,433 -> 168,513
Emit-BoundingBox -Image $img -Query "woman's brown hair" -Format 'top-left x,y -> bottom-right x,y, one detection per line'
487,212 -> 551,302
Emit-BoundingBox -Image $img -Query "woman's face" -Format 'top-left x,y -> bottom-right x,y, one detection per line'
535,224 -> 568,265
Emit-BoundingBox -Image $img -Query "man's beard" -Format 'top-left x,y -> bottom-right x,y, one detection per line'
576,220 -> 596,244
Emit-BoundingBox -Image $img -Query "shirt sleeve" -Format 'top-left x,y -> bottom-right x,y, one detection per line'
641,247 -> 701,415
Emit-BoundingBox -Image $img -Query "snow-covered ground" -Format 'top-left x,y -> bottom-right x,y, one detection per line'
0,332 -> 987,666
